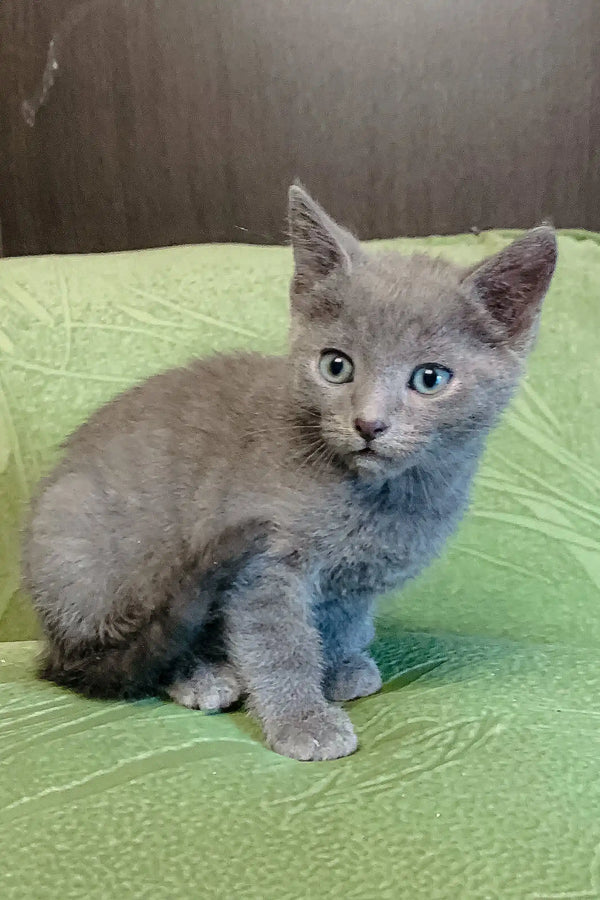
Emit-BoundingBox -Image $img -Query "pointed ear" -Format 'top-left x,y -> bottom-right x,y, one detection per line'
462,226 -> 557,343
288,184 -> 364,298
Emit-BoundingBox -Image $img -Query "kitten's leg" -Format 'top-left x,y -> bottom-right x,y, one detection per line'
324,653 -> 381,702
167,659 -> 242,711
225,561 -> 357,761
316,596 -> 382,702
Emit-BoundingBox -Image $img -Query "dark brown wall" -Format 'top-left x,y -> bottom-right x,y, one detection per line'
1,0 -> 599,256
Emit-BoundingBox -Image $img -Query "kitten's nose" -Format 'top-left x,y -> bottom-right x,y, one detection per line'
354,418 -> 390,442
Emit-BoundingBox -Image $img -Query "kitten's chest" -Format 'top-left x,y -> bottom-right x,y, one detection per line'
314,472 -> 467,599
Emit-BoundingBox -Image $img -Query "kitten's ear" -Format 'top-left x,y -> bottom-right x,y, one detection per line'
288,184 -> 363,301
462,226 -> 557,344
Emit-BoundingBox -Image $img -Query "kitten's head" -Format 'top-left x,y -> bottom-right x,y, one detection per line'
287,185 -> 557,478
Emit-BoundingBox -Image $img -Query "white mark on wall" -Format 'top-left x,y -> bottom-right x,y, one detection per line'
21,0 -> 127,126
21,38 -> 59,127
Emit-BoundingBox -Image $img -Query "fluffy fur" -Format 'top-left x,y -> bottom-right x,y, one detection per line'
23,186 -> 557,760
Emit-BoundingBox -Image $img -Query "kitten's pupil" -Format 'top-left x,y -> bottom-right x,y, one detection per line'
422,368 -> 438,389
330,358 -> 344,377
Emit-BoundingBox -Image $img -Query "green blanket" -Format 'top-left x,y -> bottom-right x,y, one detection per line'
1,233 -> 599,898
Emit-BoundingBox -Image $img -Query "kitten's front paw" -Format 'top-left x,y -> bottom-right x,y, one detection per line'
267,706 -> 358,761
323,653 -> 382,702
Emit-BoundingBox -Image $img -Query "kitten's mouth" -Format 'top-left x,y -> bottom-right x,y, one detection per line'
347,444 -> 399,475
353,445 -> 384,460
348,445 -> 390,474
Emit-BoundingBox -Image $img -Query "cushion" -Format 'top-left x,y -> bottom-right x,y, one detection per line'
1,232 -> 599,898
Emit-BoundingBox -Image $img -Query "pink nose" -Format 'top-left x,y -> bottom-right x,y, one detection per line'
354,418 -> 390,442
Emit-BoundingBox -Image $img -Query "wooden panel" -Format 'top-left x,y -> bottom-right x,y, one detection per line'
1,0 -> 599,255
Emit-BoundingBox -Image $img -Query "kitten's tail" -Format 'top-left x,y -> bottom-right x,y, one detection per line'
38,606 -> 203,700
37,561 -> 214,700
35,519 -> 271,700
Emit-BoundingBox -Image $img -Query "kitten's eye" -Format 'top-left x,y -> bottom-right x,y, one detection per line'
319,350 -> 354,384
409,364 -> 453,395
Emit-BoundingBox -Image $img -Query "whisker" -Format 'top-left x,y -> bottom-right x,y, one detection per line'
241,423 -> 323,441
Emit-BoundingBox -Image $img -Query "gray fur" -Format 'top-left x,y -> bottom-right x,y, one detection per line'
23,186 -> 557,760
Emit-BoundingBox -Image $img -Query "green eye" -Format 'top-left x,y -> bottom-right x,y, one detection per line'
409,364 -> 453,395
319,350 -> 354,384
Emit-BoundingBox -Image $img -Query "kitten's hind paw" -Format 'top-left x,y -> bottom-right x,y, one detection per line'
323,653 -> 382,702
267,706 -> 358,761
167,662 -> 242,711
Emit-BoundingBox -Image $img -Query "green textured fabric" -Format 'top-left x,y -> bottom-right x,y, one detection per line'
0,233 -> 599,898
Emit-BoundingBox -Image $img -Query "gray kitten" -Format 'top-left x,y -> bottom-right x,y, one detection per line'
23,186 -> 556,760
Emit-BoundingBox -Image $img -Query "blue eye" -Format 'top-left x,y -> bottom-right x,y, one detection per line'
319,350 -> 354,384
409,364 -> 453,395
